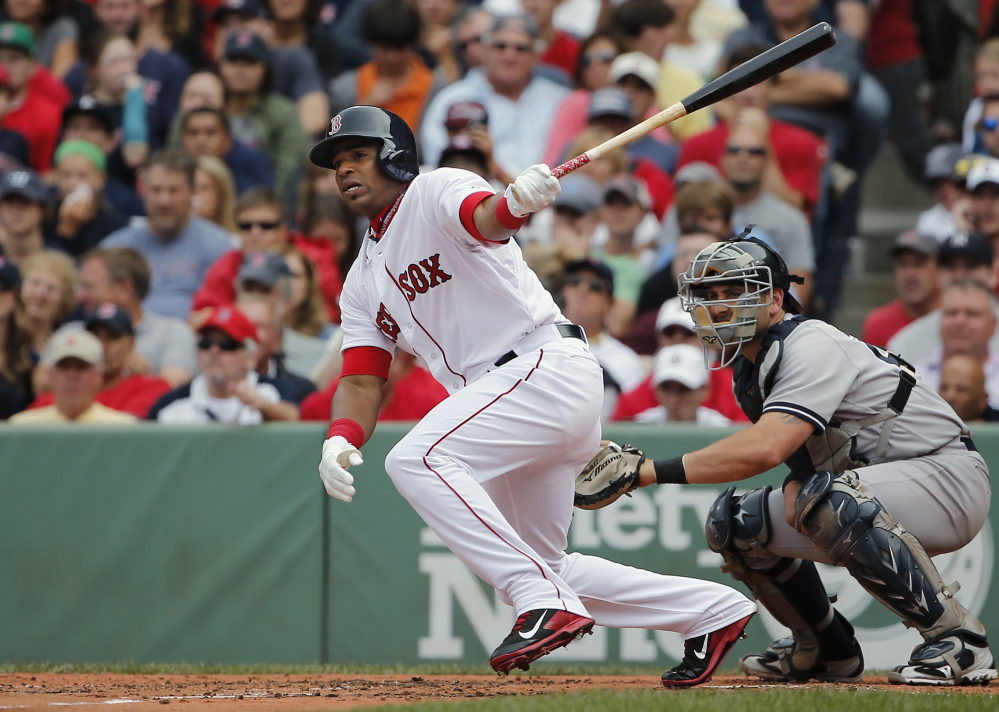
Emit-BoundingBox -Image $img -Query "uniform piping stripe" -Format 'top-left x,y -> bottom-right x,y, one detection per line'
422,349 -> 566,609
385,265 -> 466,387
763,402 -> 826,431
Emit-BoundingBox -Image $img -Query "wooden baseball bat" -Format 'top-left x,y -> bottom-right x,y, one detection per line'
551,22 -> 837,178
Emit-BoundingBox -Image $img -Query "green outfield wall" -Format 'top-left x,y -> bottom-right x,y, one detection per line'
0,423 -> 995,669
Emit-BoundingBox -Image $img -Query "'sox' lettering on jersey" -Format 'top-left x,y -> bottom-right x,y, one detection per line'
397,253 -> 453,301
375,303 -> 401,342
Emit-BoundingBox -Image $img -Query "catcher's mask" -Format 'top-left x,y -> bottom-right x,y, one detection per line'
678,234 -> 803,369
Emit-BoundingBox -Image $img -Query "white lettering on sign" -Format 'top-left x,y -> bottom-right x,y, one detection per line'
570,488 -> 724,554
417,552 -> 514,658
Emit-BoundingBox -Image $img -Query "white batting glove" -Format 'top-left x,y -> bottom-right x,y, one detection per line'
504,164 -> 560,217
319,436 -> 363,502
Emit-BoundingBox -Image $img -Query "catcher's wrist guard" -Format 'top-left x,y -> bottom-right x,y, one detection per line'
654,456 -> 687,485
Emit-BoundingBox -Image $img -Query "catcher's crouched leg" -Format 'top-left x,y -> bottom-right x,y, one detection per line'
706,486 -> 864,683
795,470 -> 996,686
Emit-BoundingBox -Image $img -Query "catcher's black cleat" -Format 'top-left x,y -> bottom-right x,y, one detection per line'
489,609 -> 594,674
888,628 -> 997,686
661,614 -> 754,688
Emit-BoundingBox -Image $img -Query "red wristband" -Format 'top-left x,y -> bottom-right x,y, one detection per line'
328,418 -> 365,448
495,196 -> 528,230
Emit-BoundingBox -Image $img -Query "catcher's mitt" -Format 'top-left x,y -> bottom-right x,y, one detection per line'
574,442 -> 646,510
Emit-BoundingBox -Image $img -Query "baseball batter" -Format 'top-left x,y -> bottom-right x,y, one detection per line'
594,236 -> 996,686
312,106 -> 756,684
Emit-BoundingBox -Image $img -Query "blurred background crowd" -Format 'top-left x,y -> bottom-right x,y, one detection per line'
0,0 -> 996,428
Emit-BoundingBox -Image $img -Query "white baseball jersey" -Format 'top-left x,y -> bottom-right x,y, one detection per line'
339,168 -> 565,392
339,166 -> 756,642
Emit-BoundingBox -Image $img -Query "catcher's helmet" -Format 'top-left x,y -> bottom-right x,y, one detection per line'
678,235 -> 804,368
309,106 -> 419,182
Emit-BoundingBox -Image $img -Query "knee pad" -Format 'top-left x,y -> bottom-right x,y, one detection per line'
793,470 -> 887,563
706,485 -> 779,576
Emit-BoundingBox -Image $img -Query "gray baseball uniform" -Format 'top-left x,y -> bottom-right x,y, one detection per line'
739,316 -> 990,561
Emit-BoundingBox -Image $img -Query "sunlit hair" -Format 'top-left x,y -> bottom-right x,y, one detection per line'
195,156 -> 238,233
281,245 -> 329,338
20,250 -> 78,325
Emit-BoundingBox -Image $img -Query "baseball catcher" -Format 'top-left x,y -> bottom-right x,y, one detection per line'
577,236 -> 996,687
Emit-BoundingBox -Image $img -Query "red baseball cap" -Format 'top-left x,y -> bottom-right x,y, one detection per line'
445,101 -> 488,129
198,305 -> 259,343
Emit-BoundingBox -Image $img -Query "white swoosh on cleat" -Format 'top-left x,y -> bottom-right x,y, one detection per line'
518,616 -> 548,639
693,636 -> 710,660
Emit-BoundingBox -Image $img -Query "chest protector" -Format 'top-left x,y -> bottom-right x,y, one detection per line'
733,317 -> 917,477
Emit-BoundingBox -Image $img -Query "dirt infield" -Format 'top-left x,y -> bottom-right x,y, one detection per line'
1,673 -> 997,711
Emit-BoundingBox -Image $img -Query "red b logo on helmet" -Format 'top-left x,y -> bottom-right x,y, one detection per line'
330,115 -> 341,135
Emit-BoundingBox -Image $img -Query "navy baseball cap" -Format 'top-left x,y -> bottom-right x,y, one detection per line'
889,230 -> 938,258
0,255 -> 20,290
588,88 -> 632,122
924,143 -> 964,182
565,257 -> 615,293
0,168 -> 47,203
84,301 -> 135,336
439,134 -> 488,167
603,175 -> 651,210
239,251 -> 290,288
938,231 -> 994,267
223,31 -> 270,63
553,175 -> 602,214
63,95 -> 116,134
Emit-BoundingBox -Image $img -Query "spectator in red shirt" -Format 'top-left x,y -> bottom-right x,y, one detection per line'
522,0 -> 579,82
0,22 -> 66,171
676,43 -> 826,218
861,230 -> 941,348
28,302 -> 172,417
300,349 -> 447,422
190,186 -> 342,327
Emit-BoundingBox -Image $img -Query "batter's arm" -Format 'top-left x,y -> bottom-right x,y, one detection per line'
331,373 -> 386,444
470,193 -> 524,242
637,411 -> 815,485
467,165 -> 562,242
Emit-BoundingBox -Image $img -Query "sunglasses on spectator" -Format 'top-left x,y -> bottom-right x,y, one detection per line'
582,50 -> 617,66
981,116 -> 999,132
725,145 -> 767,156
198,335 -> 243,351
238,220 -> 281,231
492,41 -> 532,53
566,274 -> 610,292
458,34 -> 483,52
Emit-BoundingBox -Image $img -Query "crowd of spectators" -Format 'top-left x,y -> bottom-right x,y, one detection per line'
2,0 -> 999,427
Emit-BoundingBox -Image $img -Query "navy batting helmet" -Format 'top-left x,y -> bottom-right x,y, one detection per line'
309,106 -> 419,182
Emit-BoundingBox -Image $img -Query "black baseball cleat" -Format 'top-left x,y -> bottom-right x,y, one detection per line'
888,628 -> 998,686
661,614 -> 754,688
489,609 -> 595,674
